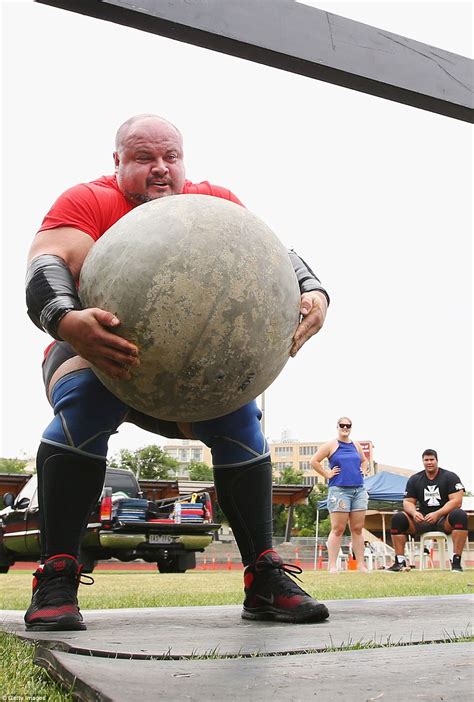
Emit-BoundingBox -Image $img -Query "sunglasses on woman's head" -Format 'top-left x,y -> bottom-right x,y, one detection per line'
339,423 -> 352,429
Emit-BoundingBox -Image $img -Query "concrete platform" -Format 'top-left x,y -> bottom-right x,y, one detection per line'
1,596 -> 472,657
1,596 -> 473,700
34,642 -> 473,702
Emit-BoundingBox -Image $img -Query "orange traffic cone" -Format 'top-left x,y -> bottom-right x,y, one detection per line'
317,544 -> 323,570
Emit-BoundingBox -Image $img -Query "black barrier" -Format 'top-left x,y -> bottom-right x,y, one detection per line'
35,0 -> 473,122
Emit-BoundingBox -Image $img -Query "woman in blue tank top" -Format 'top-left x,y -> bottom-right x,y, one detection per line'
311,417 -> 369,573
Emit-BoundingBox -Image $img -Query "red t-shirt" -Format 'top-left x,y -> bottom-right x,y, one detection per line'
38,175 -> 243,241
39,176 -> 243,358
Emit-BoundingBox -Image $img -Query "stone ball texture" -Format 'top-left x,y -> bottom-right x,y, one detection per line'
79,194 -> 300,421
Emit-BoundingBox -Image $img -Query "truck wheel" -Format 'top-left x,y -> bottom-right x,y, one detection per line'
0,543 -> 12,573
157,560 -> 182,573
78,549 -> 97,574
157,552 -> 196,574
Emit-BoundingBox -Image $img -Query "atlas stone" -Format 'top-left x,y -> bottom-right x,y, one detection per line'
79,194 -> 300,421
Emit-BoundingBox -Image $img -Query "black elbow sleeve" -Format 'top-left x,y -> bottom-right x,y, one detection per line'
25,254 -> 82,340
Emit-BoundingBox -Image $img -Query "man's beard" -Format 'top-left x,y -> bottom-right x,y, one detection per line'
126,190 -> 169,205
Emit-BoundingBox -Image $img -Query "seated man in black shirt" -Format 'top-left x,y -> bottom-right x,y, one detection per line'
387,449 -> 467,572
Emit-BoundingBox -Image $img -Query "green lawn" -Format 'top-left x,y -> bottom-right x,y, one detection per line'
0,632 -> 74,699
1,568 -> 472,610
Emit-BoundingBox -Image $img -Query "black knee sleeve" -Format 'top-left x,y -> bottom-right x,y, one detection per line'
213,459 -> 273,566
390,511 -> 410,534
447,508 -> 468,530
37,442 -> 106,560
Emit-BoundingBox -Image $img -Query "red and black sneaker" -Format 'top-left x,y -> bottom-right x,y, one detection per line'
24,554 -> 91,631
242,549 -> 329,623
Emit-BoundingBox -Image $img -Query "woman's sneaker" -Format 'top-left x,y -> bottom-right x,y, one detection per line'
242,549 -> 329,623
24,554 -> 91,631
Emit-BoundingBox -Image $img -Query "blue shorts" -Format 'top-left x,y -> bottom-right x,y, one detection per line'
327,485 -> 368,513
41,345 -> 269,468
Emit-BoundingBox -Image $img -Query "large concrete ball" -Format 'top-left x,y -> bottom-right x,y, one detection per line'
79,194 -> 300,422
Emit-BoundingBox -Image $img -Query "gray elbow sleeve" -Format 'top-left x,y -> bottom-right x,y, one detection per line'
288,250 -> 330,305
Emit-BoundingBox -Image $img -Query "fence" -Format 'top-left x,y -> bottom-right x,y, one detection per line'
196,536 -> 355,570
195,536 -> 474,570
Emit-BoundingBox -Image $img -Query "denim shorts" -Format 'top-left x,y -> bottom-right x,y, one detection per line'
327,486 -> 368,513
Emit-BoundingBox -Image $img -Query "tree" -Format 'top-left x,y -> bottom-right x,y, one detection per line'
272,467 -> 304,535
0,457 -> 30,474
294,485 -> 331,537
188,461 -> 213,481
273,481 -> 332,538
275,466 -> 304,485
212,501 -> 226,526
310,482 -> 328,504
108,445 -> 178,480
272,503 -> 287,537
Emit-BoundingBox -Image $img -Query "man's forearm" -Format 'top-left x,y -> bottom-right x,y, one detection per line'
433,501 -> 462,519
403,501 -> 418,518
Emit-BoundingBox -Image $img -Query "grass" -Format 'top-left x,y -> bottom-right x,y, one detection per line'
1,568 -> 473,610
0,631 -> 74,700
0,569 -> 472,700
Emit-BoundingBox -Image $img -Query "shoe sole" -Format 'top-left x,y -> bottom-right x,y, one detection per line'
25,619 -> 87,631
242,603 -> 329,623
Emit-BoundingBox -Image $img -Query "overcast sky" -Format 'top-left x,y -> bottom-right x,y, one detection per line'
1,1 -> 472,488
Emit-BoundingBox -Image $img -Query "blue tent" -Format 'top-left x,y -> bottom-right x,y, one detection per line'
317,471 -> 409,510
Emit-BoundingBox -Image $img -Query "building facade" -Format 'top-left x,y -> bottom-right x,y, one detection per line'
162,439 -> 212,478
163,437 -> 375,484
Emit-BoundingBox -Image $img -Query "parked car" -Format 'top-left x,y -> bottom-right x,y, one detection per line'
0,468 -> 219,574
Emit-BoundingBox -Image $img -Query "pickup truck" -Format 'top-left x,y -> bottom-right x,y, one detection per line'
0,468 -> 220,573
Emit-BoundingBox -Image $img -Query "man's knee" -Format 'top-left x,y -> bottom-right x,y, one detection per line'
446,509 -> 468,531
390,511 -> 410,535
192,400 -> 269,467
43,369 -> 128,459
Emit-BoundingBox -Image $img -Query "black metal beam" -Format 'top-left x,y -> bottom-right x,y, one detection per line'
35,0 -> 473,123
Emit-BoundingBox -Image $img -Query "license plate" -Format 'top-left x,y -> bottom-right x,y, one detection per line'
148,534 -> 173,544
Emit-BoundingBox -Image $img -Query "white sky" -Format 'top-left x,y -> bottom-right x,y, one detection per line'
1,1 -> 472,488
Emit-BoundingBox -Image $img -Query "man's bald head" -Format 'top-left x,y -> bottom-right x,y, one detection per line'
115,114 -> 182,154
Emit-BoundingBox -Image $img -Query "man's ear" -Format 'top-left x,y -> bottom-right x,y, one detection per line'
113,151 -> 120,170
